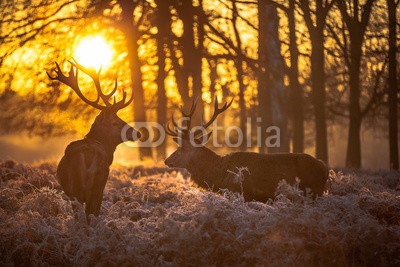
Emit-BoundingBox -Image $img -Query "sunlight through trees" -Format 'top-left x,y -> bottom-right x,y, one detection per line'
0,0 -> 398,168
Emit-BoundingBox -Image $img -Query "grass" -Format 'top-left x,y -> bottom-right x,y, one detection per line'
0,160 -> 399,266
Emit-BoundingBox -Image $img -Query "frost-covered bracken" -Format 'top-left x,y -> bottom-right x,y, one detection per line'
0,160 -> 399,266
47,61 -> 140,216
165,97 -> 328,200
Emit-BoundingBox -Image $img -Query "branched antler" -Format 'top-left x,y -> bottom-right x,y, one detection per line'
165,97 -> 199,138
47,60 -> 133,111
201,96 -> 234,130
166,96 -> 233,142
71,61 -> 118,106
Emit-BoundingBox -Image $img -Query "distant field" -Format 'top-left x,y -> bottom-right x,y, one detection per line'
0,160 -> 399,266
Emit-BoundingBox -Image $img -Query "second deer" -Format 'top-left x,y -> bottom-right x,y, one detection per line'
48,60 -> 140,216
165,97 -> 328,201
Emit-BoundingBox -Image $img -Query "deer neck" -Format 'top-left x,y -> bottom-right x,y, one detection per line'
85,130 -> 117,164
187,150 -> 228,190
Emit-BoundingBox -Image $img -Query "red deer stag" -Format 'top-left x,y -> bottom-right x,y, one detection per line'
47,60 -> 140,216
164,98 -> 328,201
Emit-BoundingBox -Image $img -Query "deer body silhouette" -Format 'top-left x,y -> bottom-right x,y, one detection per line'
48,61 -> 140,216
165,98 -> 328,201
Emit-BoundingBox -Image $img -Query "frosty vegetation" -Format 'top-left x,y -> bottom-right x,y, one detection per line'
0,160 -> 399,266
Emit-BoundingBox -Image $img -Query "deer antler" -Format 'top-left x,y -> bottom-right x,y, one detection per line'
201,96 -> 234,130
165,96 -> 233,142
165,121 -> 179,137
192,96 -> 233,139
47,60 -> 133,111
70,60 -> 118,107
47,62 -> 104,110
178,96 -> 198,134
165,97 -> 199,138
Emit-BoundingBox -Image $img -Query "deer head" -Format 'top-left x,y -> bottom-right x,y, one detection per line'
164,97 -> 233,169
47,60 -> 140,146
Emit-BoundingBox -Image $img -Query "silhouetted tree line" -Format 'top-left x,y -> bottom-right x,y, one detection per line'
0,0 -> 398,169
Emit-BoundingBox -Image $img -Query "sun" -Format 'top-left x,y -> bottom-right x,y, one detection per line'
74,36 -> 114,70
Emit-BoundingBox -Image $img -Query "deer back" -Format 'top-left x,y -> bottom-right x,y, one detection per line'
218,152 -> 328,201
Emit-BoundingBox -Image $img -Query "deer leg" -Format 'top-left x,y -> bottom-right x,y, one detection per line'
83,156 -> 99,214
74,153 -> 88,203
85,171 -> 108,216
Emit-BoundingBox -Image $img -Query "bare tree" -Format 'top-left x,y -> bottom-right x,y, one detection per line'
258,0 -> 290,153
336,0 -> 376,168
287,0 -> 304,153
115,0 -> 153,159
0,0 -> 83,67
172,0 -> 205,120
201,0 -> 258,149
154,0 -> 170,159
257,0 -> 271,154
260,0 -> 304,153
266,2 -> 289,152
232,0 -> 248,151
298,0 -> 334,163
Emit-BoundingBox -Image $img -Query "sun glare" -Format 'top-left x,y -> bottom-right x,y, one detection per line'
74,36 -> 114,70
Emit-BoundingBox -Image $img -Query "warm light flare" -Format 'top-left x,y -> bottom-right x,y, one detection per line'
74,36 -> 114,70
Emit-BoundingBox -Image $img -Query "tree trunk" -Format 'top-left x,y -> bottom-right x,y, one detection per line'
155,0 -> 169,160
232,0 -> 247,151
165,1 -> 190,110
236,60 -> 247,151
341,0 -> 375,168
128,30 -> 153,160
346,32 -> 363,168
118,0 -> 152,159
257,0 -> 271,154
298,0 -> 330,163
335,0 -> 375,167
192,0 -> 205,116
265,3 -> 289,153
387,0 -> 399,169
288,0 -> 304,153
177,0 -> 204,121
310,30 -> 328,162
166,38 -> 190,105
